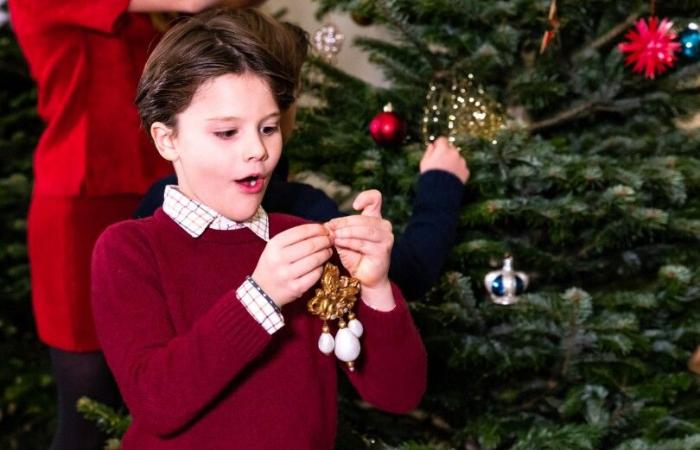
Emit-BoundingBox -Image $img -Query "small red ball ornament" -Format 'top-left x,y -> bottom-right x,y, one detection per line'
368,103 -> 406,147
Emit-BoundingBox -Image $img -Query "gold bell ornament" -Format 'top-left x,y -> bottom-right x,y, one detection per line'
307,263 -> 363,371
421,72 -> 507,146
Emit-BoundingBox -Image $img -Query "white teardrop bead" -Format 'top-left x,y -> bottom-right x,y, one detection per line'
348,318 -> 363,338
318,332 -> 335,355
334,328 -> 361,362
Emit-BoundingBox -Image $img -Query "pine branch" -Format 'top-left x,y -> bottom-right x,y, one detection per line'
528,93 -> 669,132
528,100 -> 596,132
76,396 -> 130,438
577,11 -> 642,56
374,0 -> 442,72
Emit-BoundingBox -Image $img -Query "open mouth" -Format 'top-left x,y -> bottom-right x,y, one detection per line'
238,175 -> 260,186
235,174 -> 265,191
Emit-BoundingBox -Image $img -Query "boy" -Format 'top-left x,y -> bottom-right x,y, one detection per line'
91,8 -> 426,449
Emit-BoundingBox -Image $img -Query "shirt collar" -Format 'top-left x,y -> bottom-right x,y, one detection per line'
162,185 -> 269,241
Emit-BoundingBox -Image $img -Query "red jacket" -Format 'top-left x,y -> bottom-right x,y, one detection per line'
9,0 -> 171,196
91,210 -> 427,449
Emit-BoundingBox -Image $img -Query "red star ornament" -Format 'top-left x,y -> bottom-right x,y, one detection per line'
618,17 -> 681,79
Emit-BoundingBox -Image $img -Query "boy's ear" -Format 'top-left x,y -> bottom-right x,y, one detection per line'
150,122 -> 179,162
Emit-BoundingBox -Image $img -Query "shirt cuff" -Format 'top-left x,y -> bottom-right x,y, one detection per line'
236,277 -> 284,334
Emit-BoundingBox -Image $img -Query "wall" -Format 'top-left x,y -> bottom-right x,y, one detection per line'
260,0 -> 391,87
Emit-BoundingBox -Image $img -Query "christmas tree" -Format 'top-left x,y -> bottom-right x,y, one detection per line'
2,1 -> 700,449
0,6 -> 55,448
283,1 -> 700,449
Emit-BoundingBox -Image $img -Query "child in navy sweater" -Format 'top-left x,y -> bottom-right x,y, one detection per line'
91,8 -> 426,449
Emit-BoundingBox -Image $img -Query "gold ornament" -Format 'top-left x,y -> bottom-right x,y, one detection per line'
421,73 -> 506,146
307,263 -> 363,370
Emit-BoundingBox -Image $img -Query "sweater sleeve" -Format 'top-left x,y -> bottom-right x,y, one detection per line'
28,0 -> 131,33
91,223 -> 272,436
345,283 -> 427,413
389,170 -> 464,299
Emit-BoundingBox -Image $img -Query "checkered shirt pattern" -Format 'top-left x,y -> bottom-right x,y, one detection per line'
236,277 -> 284,334
162,185 -> 283,334
162,185 -> 269,241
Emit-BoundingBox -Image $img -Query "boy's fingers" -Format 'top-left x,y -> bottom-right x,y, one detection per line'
431,136 -> 446,148
289,247 -> 333,279
285,235 -> 334,263
352,189 -> 382,218
325,214 -> 385,231
274,223 -> 329,247
294,265 -> 325,294
332,224 -> 388,243
334,238 -> 373,254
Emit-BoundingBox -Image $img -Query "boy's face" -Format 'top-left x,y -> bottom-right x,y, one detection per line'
152,72 -> 283,222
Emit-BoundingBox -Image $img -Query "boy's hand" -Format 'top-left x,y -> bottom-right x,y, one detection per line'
252,223 -> 333,307
420,136 -> 469,184
326,190 -> 394,309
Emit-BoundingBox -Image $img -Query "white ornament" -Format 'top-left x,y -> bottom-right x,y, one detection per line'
317,331 -> 335,355
348,318 -> 364,338
313,23 -> 344,62
334,327 -> 361,363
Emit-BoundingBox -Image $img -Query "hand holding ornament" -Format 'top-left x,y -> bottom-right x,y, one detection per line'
252,223 -> 334,307
420,136 -> 470,184
325,190 -> 395,311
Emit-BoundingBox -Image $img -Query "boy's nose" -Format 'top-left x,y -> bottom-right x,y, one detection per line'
245,135 -> 268,161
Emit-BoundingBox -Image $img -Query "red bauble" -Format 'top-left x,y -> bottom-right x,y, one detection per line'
618,17 -> 681,79
368,104 -> 406,147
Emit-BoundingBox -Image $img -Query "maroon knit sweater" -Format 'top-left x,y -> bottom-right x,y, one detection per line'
91,209 -> 427,449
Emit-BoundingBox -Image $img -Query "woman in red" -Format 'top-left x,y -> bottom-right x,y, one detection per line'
8,1 -> 260,449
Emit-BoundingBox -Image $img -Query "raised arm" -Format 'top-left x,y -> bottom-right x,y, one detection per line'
389,137 -> 467,298
127,0 -> 264,13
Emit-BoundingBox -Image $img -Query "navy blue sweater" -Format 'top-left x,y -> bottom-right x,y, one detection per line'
134,170 -> 464,299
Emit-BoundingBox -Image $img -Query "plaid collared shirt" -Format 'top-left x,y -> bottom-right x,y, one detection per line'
162,185 -> 269,240
162,185 -> 283,334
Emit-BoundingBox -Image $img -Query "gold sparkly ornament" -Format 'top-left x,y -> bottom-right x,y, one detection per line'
421,73 -> 507,146
307,263 -> 362,370
312,24 -> 344,63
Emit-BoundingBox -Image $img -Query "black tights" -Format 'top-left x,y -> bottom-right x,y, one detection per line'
48,348 -> 123,450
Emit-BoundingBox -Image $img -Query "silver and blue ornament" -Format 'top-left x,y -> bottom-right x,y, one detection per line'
679,23 -> 700,62
484,256 -> 529,305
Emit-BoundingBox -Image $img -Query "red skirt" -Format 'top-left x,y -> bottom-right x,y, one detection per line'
28,194 -> 141,351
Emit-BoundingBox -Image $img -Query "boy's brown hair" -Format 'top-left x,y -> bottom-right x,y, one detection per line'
136,8 -> 308,133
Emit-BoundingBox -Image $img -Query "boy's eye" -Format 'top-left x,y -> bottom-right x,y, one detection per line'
214,129 -> 237,139
260,125 -> 280,136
